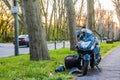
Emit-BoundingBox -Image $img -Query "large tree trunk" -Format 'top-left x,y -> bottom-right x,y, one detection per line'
87,0 -> 95,30
64,0 -> 77,50
22,0 -> 50,60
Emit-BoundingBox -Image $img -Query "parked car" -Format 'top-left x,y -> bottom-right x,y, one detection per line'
106,38 -> 114,44
13,35 -> 29,47
102,37 -> 107,42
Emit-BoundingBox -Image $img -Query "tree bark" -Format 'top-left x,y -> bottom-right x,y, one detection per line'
87,0 -> 95,30
22,0 -> 50,60
64,0 -> 77,50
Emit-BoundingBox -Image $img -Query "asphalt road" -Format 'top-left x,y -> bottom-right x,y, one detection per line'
75,46 -> 120,80
0,42 -> 70,58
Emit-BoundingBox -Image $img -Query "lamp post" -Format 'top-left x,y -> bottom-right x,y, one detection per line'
11,0 -> 19,56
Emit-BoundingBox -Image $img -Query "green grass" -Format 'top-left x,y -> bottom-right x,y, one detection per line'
100,42 -> 120,57
0,42 -> 120,80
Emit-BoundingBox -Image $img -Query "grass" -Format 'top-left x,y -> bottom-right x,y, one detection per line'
0,42 -> 120,80
100,42 -> 120,57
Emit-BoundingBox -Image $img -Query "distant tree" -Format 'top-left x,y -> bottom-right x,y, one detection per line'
40,0 -> 49,39
112,0 -> 120,23
2,0 -> 28,34
76,0 -> 85,26
112,0 -> 120,39
64,0 -> 77,50
87,0 -> 95,30
22,0 -> 50,60
0,1 -> 14,42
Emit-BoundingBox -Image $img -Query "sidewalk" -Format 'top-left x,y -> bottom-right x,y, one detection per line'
76,46 -> 120,80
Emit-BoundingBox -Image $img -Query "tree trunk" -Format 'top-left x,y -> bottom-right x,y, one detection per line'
64,0 -> 77,50
52,0 -> 57,41
87,0 -> 95,30
22,0 -> 50,60
112,0 -> 120,40
47,6 -> 54,41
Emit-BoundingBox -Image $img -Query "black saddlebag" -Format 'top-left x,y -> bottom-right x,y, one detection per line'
64,55 -> 81,69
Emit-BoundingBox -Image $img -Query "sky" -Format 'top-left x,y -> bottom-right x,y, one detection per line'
99,0 -> 115,10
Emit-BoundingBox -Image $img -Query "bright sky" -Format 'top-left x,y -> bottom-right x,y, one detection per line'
99,0 -> 115,10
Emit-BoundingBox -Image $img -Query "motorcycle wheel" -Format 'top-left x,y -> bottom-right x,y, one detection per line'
82,60 -> 89,76
90,54 -> 94,68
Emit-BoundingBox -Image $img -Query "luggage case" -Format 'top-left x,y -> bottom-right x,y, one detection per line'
64,55 -> 81,69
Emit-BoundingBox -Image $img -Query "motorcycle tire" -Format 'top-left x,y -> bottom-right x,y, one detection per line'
90,54 -> 94,68
82,60 -> 89,76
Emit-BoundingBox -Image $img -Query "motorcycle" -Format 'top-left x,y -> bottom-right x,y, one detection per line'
76,29 -> 101,75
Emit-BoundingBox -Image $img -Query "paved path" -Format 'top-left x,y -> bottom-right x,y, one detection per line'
76,46 -> 120,80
